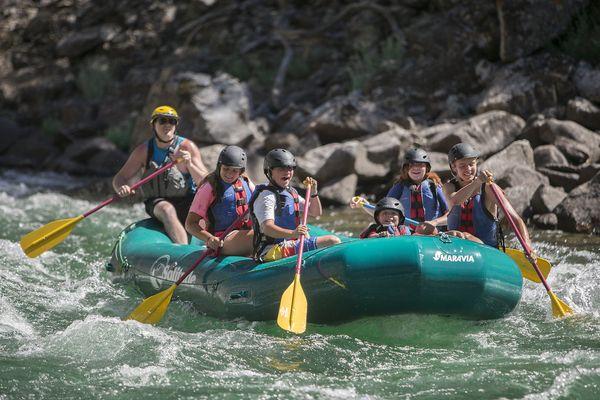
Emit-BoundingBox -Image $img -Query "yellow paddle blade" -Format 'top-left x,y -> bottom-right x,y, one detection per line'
549,291 -> 574,318
503,248 -> 552,283
20,216 -> 84,258
126,284 -> 177,324
277,274 -> 307,334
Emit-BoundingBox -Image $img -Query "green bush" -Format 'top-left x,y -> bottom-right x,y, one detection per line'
76,57 -> 112,100
41,117 -> 61,137
105,118 -> 133,151
347,35 -> 405,92
553,2 -> 600,64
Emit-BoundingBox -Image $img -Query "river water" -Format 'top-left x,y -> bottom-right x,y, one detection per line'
1,170 -> 598,399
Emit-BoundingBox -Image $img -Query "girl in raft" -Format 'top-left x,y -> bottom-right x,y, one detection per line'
444,143 -> 536,262
185,145 -> 254,256
351,148 -> 448,235
359,197 -> 411,238
249,148 -> 341,262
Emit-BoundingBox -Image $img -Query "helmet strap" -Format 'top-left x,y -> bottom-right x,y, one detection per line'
153,127 -> 176,145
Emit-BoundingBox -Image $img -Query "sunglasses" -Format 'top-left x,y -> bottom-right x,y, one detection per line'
157,117 -> 178,125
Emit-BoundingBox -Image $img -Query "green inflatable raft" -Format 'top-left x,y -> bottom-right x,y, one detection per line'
107,219 -> 522,322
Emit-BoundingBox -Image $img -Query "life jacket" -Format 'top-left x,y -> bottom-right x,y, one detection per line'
248,184 -> 300,260
447,182 -> 501,247
140,136 -> 195,199
208,177 -> 253,234
359,223 -> 411,238
387,179 -> 447,229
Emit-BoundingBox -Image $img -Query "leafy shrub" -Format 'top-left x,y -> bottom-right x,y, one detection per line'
105,118 -> 133,151
76,57 -> 112,100
347,35 -> 405,92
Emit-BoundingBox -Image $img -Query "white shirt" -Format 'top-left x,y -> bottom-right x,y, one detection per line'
253,187 -> 306,227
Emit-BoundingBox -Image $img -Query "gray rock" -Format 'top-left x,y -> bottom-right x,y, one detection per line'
319,174 -> 358,205
427,111 -> 525,157
56,24 -> 120,57
531,184 -> 567,214
497,165 -> 549,215
574,61 -> 600,103
480,139 -> 536,176
555,172 -> 600,234
1,131 -> 59,168
198,144 -> 226,172
0,117 -> 22,153
264,132 -> 321,155
532,213 -> 558,229
427,151 -> 452,180
296,141 -> 359,183
533,144 -> 568,168
537,167 -> 581,191
566,97 -> 600,131
496,0 -> 589,62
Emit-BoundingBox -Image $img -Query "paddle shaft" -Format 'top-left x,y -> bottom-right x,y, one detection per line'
294,185 -> 312,274
487,183 -> 552,292
175,209 -> 249,286
82,159 -> 180,218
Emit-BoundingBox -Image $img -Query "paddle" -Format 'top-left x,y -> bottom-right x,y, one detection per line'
277,181 -> 312,334
20,159 -> 182,258
487,179 -> 573,318
126,210 -> 249,324
352,196 -> 552,283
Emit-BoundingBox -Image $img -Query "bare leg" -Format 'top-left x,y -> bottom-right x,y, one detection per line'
221,229 -> 254,257
316,235 -> 341,248
152,201 -> 189,244
445,230 -> 483,244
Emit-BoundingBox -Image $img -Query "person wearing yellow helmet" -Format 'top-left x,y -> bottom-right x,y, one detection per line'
112,105 -> 208,243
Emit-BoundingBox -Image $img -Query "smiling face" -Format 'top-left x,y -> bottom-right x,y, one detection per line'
453,157 -> 478,183
407,162 -> 428,183
219,165 -> 243,184
377,209 -> 400,226
270,166 -> 294,187
153,117 -> 177,143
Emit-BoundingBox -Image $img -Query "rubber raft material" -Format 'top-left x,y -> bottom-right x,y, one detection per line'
107,219 -> 523,322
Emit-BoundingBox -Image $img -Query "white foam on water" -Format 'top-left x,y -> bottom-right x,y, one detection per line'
520,367 -> 600,400
0,295 -> 37,338
116,364 -> 171,387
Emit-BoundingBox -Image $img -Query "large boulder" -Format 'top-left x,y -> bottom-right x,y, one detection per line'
496,0 -> 589,62
531,184 -> 567,214
319,174 -> 358,205
533,144 -> 569,168
475,53 -> 576,118
296,141 -> 361,183
566,97 -> 600,131
554,172 -> 600,234
0,130 -> 59,168
536,167 -> 581,191
304,93 -> 389,143
521,118 -> 600,165
56,24 -> 120,58
574,61 -> 600,103
131,72 -> 263,147
427,111 -> 525,157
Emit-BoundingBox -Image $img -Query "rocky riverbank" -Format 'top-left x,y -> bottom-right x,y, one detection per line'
0,0 -> 599,233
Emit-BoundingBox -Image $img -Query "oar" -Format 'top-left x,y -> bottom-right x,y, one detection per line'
353,197 -> 552,283
277,181 -> 312,334
20,159 -> 182,258
126,210 -> 249,324
487,179 -> 573,318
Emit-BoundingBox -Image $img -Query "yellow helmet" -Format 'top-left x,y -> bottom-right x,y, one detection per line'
150,105 -> 179,124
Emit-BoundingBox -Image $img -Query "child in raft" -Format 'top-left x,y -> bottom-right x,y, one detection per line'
359,197 -> 411,238
249,148 -> 341,262
351,148 -> 448,235
443,143 -> 536,262
185,145 -> 254,256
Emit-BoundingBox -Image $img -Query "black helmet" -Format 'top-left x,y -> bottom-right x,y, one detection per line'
448,143 -> 480,165
374,197 -> 405,225
263,148 -> 296,176
218,145 -> 247,170
402,148 -> 431,172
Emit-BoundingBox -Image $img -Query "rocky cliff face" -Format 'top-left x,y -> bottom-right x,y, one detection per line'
1,0 -> 599,233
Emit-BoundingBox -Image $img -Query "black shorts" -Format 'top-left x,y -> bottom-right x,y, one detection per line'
144,194 -> 194,225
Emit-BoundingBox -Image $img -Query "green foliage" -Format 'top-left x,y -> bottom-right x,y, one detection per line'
347,36 -> 405,92
105,118 -> 133,151
41,117 -> 61,137
76,57 -> 112,100
553,2 -> 600,64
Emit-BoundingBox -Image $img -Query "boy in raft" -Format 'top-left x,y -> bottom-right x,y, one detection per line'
359,197 -> 411,238
113,106 -> 208,244
444,143 -> 536,262
249,148 -> 341,262
185,146 -> 254,256
351,148 -> 448,235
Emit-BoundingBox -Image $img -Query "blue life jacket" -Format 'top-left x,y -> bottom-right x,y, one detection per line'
249,184 -> 300,259
447,183 -> 498,247
145,135 -> 196,195
209,177 -> 253,233
386,179 -> 448,221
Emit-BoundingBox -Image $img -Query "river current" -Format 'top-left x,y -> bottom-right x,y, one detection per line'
0,170 -> 598,399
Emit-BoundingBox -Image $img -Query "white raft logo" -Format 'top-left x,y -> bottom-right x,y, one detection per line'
149,255 -> 197,290
433,251 -> 475,263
